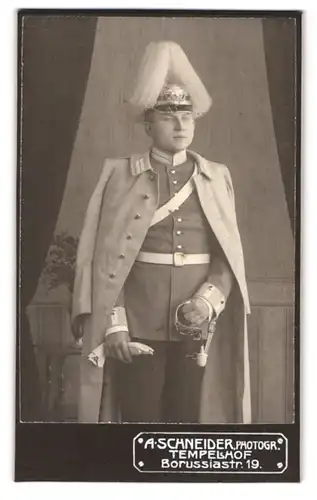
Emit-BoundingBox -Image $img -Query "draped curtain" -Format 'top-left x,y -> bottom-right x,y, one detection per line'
262,18 -> 298,234
18,15 -> 298,422
19,15 -> 97,421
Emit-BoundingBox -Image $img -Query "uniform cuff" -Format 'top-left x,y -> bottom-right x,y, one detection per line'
105,306 -> 128,338
194,282 -> 226,318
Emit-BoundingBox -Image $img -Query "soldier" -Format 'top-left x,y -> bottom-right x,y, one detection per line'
72,41 -> 251,424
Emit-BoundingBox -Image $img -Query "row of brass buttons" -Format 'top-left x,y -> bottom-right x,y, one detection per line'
109,193 -> 151,278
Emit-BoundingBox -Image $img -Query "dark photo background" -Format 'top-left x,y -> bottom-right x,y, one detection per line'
19,15 -> 97,420
18,13 -> 298,422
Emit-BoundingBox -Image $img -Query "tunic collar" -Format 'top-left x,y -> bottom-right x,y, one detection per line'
151,147 -> 187,166
130,150 -> 213,180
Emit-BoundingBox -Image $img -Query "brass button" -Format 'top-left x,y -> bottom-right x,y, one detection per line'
149,174 -> 155,181
119,254 -> 125,259
127,234 -> 132,240
176,245 -> 183,250
176,230 -> 182,235
143,194 -> 149,199
172,180 -> 178,185
109,272 -> 116,278
177,218 -> 182,223
170,169 -> 176,174
135,214 -> 141,219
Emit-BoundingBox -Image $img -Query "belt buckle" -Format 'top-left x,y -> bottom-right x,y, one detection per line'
173,252 -> 186,266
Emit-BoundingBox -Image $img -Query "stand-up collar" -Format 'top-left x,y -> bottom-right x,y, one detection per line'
130,150 -> 213,180
151,147 -> 187,166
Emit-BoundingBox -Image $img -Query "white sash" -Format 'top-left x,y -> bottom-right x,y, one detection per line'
150,165 -> 197,227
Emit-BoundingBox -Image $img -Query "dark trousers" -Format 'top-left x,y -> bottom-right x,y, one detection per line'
116,339 -> 204,423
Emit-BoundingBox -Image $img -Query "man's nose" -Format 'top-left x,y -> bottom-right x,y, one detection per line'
174,117 -> 185,130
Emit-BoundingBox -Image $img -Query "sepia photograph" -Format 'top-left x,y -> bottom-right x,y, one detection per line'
18,11 -> 299,436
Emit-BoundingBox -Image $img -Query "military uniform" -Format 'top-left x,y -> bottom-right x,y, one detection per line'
72,41 -> 251,424
97,148 -> 233,422
116,149 -> 232,343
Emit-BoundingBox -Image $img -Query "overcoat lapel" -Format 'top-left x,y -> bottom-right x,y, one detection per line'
189,151 -> 250,312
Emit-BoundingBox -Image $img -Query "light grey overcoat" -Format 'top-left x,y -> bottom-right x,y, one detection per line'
72,150 -> 251,423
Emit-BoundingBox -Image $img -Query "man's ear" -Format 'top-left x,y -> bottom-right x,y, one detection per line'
144,122 -> 152,137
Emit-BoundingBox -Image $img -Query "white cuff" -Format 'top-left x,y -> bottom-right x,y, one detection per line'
105,325 -> 129,337
105,306 -> 128,338
194,282 -> 226,318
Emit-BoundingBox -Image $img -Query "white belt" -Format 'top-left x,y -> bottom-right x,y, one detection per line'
136,251 -> 211,267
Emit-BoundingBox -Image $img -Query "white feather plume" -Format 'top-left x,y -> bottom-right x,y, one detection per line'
129,41 -> 212,116
168,42 -> 212,116
129,42 -> 171,110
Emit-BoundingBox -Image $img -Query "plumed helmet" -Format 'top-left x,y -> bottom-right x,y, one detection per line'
129,41 -> 212,118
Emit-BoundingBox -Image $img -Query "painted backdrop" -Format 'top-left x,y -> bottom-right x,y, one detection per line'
27,16 -> 297,423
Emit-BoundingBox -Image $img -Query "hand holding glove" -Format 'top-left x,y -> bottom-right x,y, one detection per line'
104,330 -> 132,363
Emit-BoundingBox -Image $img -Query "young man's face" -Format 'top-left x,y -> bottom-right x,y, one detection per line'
145,110 -> 195,153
